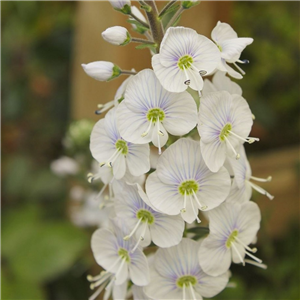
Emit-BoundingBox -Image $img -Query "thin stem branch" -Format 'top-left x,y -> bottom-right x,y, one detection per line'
144,1 -> 164,51
158,0 -> 177,19
166,6 -> 185,29
131,37 -> 156,45
121,70 -> 137,75
129,12 -> 150,29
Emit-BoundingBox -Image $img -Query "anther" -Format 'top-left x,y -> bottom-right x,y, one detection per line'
199,70 -> 207,76
141,118 -> 153,137
182,66 -> 191,85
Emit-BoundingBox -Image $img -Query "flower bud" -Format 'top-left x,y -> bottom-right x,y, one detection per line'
102,26 -> 131,46
109,0 -> 131,14
182,1 -> 200,9
81,61 -> 121,81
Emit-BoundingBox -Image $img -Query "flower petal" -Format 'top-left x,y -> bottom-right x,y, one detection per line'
151,213 -> 184,248
211,21 -> 238,44
129,249 -> 149,286
146,172 -> 182,215
198,236 -> 231,276
126,143 -> 150,176
220,38 -> 253,62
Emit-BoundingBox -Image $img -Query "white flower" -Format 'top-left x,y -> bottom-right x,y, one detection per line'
91,219 -> 149,287
50,156 -> 79,176
109,0 -> 131,14
152,27 -> 220,93
146,138 -> 231,224
114,184 -> 185,249
202,71 -> 242,97
95,73 -> 134,115
90,107 -> 150,180
82,61 -> 121,81
117,69 -> 198,154
198,91 -> 259,172
212,21 -> 253,79
102,26 -> 131,46
198,201 -> 262,276
144,238 -> 229,300
227,145 -> 274,201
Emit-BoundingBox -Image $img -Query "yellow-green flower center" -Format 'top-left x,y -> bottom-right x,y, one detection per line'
136,209 -> 155,225
178,180 -> 199,196
219,123 -> 232,142
177,275 -> 197,288
178,55 -> 193,70
118,248 -> 130,262
226,229 -> 239,248
115,139 -> 128,155
147,108 -> 165,122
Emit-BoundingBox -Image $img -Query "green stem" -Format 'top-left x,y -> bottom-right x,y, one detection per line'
158,0 -> 177,19
144,1 -> 164,52
131,37 -> 156,45
129,12 -> 150,29
166,6 -> 185,29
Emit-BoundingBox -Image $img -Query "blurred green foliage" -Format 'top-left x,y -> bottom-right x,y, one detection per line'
1,1 -> 299,300
232,1 -> 299,152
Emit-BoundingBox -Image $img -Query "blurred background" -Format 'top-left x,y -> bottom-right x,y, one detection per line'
1,1 -> 299,300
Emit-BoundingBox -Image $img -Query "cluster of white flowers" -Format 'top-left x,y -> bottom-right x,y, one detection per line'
82,1 -> 273,299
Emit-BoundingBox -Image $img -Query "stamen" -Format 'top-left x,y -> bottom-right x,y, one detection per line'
141,118 -> 153,137
156,118 -> 164,136
245,250 -> 263,263
90,273 -> 111,290
252,114 -> 256,120
107,150 -> 122,168
190,196 -> 201,223
192,190 -> 207,210
224,136 -> 240,159
231,242 -> 245,266
87,271 -> 108,282
112,259 -> 126,283
229,130 -> 259,144
248,181 -> 274,200
131,220 -> 148,253
97,183 -> 108,199
233,62 -> 246,75
95,101 -> 114,115
105,276 -> 116,292
156,122 -> 162,155
182,66 -> 190,85
189,63 -> 207,76
237,59 -> 249,64
180,191 -> 187,213
182,284 -> 186,300
124,218 -> 142,240
244,259 -> 267,269
250,175 -> 272,183
106,256 -> 122,274
101,149 -> 120,168
189,282 -> 197,300
89,284 -> 106,300
235,236 -> 257,253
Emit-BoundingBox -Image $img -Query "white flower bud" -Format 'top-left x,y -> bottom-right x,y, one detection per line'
102,26 -> 131,46
109,0 -> 131,14
81,61 -> 121,81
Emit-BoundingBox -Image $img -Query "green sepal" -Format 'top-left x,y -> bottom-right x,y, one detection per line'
120,32 -> 132,46
182,1 -> 201,10
140,4 -> 152,12
127,19 -> 149,33
108,65 -> 121,81
115,4 -> 131,15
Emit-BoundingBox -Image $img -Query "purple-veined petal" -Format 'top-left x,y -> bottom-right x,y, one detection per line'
146,172 -> 182,215
151,213 -> 184,248
211,21 -> 238,44
152,54 -> 187,93
198,236 -> 231,276
126,143 -> 150,176
220,38 -> 253,62
129,249 -> 149,286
